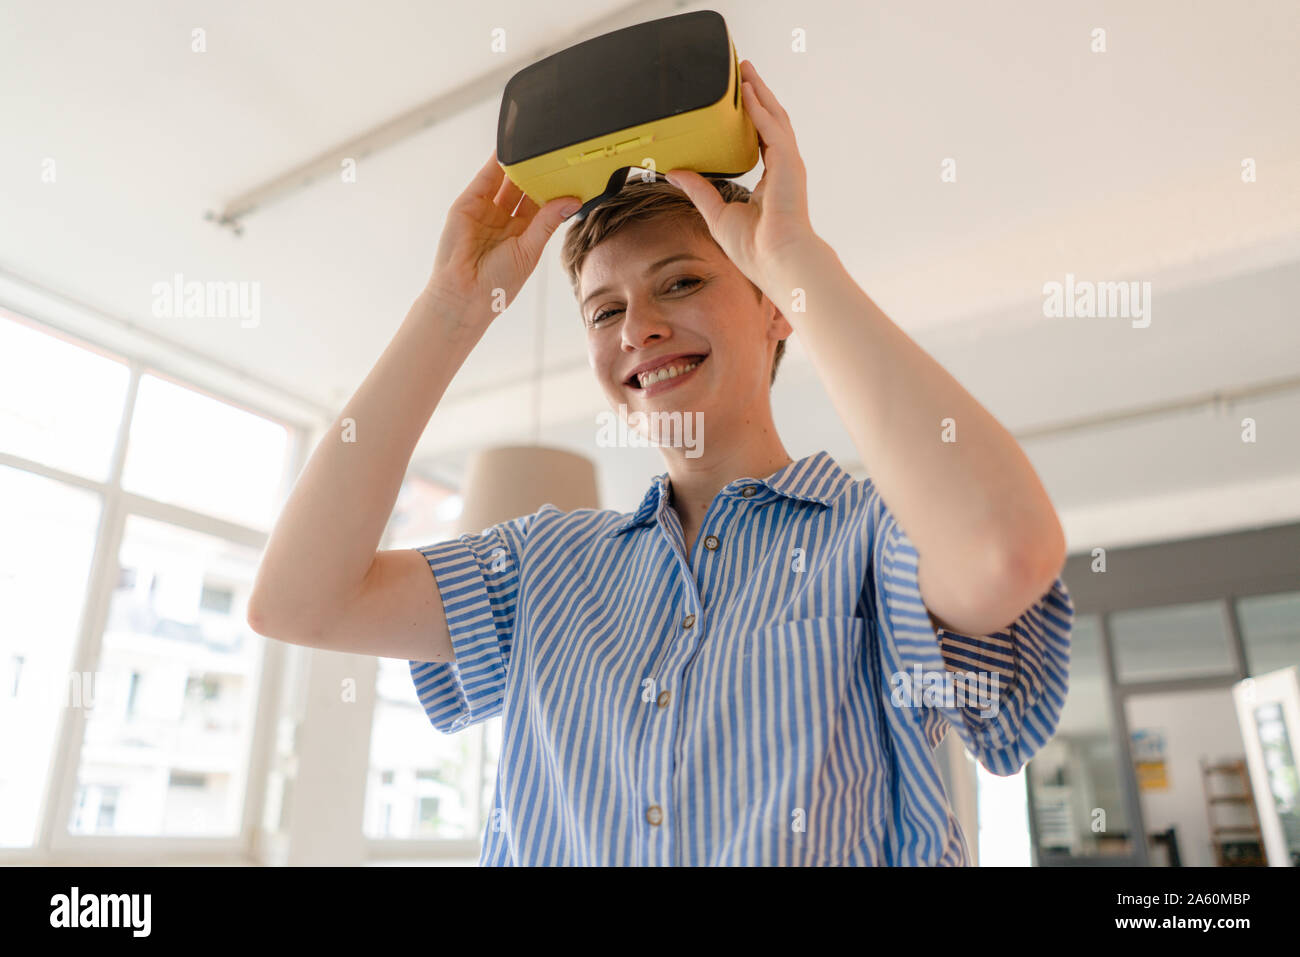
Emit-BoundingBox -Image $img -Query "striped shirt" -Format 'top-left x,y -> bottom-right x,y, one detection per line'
410,449 -> 1073,865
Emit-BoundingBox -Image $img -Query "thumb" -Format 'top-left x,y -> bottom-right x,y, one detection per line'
518,196 -> 583,263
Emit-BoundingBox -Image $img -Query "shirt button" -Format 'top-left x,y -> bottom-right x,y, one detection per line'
682,613 -> 695,629
741,486 -> 757,498
704,535 -> 720,551
656,689 -> 671,708
646,805 -> 663,826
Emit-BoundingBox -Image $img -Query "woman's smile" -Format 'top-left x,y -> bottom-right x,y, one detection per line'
626,353 -> 708,397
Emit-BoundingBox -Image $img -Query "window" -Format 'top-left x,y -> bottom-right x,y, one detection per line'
0,465 -> 102,847
121,374 -> 289,531
71,784 -> 122,835
72,516 -> 265,836
97,787 -> 120,831
977,765 -> 1032,866
168,772 -> 207,788
0,312 -> 294,852
1237,592 -> 1300,677
417,797 -> 441,830
1110,600 -> 1235,683
383,471 -> 463,551
363,471 -> 491,849
200,584 -> 234,615
1028,615 -> 1133,858
125,672 -> 142,718
0,315 -> 129,480
365,656 -> 482,840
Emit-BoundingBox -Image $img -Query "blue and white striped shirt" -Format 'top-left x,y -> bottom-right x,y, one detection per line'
410,450 -> 1072,865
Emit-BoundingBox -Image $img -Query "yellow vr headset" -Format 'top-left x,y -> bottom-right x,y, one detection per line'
496,9 -> 759,221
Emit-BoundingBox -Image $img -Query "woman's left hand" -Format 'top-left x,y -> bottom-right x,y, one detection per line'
666,60 -> 818,290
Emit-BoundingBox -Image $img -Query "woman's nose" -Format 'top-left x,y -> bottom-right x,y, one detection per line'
621,302 -> 671,348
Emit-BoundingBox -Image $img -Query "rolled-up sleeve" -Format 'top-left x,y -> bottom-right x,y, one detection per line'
409,505 -> 553,734
868,493 -> 1073,775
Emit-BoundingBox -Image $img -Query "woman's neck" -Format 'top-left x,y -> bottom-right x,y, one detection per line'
661,427 -> 794,537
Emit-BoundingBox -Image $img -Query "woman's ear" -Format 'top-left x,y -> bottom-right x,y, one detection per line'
762,295 -> 794,342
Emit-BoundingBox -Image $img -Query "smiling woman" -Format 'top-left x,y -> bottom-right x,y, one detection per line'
248,55 -> 1075,870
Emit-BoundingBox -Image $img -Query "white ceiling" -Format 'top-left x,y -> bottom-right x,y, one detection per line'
2,0 -> 1298,536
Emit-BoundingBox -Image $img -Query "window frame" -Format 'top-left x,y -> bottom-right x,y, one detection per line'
0,307 -> 491,866
0,312 -> 307,864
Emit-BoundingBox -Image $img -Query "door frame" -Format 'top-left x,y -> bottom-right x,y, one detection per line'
1030,521 -> 1299,866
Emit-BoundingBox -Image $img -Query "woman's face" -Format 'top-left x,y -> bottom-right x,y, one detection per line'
578,215 -> 790,431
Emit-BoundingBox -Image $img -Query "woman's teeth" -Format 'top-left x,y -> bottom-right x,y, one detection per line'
636,358 -> 701,388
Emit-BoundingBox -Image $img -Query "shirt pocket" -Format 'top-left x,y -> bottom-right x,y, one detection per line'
733,615 -> 888,865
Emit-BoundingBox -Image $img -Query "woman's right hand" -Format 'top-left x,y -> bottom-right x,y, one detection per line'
425,148 -> 582,320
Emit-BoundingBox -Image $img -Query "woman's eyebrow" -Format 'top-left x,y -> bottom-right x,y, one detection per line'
581,254 -> 708,311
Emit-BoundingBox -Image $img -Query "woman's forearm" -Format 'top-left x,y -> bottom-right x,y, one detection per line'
247,288 -> 486,640
761,237 -> 1066,634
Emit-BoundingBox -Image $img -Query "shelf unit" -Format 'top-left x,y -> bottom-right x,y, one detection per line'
1200,758 -> 1265,866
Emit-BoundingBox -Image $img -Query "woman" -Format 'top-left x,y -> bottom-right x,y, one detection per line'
249,60 -> 1073,865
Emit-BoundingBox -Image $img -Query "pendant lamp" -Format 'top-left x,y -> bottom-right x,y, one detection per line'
454,244 -> 601,534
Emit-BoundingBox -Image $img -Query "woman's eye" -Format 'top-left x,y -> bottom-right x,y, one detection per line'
590,278 -> 701,325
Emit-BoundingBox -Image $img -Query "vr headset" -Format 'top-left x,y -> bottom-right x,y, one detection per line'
496,9 -> 759,221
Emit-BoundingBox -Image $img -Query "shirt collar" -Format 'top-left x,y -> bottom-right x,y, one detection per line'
603,449 -> 854,539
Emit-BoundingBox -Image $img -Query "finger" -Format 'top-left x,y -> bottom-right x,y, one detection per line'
494,173 -> 523,213
744,65 -> 794,143
664,170 -> 726,233
513,192 -> 540,221
741,81 -> 782,151
743,81 -> 804,172
741,60 -> 791,128
463,148 -> 506,203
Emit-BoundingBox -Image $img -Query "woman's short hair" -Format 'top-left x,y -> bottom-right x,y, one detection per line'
560,174 -> 786,386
